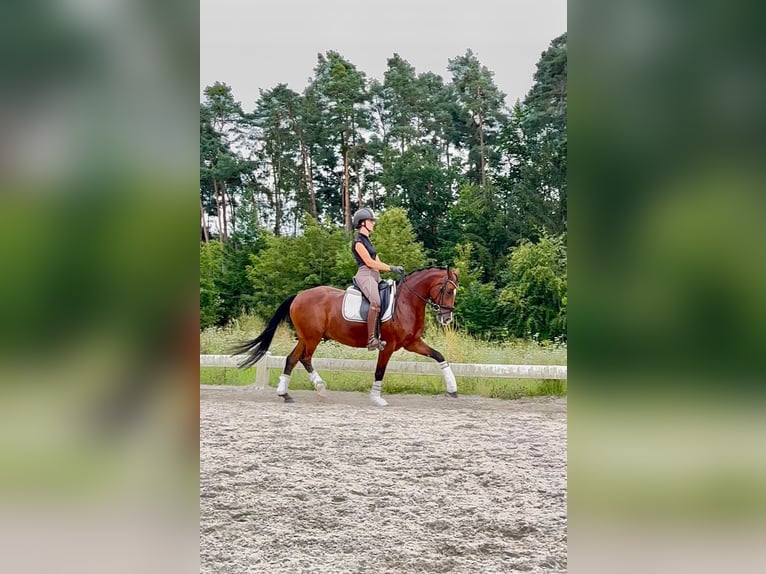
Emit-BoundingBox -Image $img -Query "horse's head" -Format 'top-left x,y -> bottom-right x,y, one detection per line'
427,267 -> 460,325
400,267 -> 461,325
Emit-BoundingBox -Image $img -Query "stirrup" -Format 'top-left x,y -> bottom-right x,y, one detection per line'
367,338 -> 386,351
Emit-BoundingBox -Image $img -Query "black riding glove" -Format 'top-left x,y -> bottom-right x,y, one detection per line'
389,265 -> 405,276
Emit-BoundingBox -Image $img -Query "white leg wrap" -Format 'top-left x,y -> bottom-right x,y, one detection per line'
277,374 -> 290,395
439,361 -> 458,393
370,381 -> 388,406
309,371 -> 327,398
308,371 -> 323,386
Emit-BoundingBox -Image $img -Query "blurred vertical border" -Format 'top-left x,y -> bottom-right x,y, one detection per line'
0,0 -> 199,572
570,0 -> 766,573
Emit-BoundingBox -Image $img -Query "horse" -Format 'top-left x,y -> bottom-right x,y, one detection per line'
232,266 -> 460,406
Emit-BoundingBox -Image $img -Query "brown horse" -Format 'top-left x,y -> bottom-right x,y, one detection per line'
233,267 -> 460,406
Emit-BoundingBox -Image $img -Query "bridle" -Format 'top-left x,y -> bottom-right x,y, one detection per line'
400,269 -> 458,314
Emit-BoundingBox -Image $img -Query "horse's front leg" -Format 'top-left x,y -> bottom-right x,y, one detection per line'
405,340 -> 458,398
370,346 -> 395,406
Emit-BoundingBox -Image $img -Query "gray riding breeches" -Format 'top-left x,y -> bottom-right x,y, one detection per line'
354,266 -> 381,309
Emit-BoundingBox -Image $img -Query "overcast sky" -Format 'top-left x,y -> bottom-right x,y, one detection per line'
201,0 -> 566,109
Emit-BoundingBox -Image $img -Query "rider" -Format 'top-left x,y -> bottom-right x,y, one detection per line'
351,208 -> 404,351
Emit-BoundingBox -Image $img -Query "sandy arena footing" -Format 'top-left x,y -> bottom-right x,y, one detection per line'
200,386 -> 567,573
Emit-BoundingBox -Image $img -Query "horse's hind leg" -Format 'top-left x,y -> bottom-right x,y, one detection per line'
299,340 -> 327,400
277,340 -> 305,403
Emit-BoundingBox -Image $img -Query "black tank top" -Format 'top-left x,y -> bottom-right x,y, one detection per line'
352,234 -> 377,267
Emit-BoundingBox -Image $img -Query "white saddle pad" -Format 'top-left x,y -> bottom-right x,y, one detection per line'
341,280 -> 396,323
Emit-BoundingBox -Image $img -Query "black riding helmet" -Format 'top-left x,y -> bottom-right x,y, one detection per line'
352,208 -> 376,228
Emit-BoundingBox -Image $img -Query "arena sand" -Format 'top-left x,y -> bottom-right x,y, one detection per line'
200,386 -> 566,573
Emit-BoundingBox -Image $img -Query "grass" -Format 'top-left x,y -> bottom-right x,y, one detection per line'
201,313 -> 567,399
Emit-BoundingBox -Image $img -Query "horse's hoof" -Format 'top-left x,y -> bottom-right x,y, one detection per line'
447,392 -> 458,398
370,395 -> 388,407
279,393 -> 294,403
315,383 -> 327,402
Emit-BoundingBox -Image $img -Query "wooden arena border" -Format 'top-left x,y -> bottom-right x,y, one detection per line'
201,353 -> 567,389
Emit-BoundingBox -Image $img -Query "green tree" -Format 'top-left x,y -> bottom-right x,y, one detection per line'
381,144 -> 454,257
524,33 -> 567,134
380,54 -> 420,154
457,281 -> 505,340
500,233 -> 567,341
490,34 -> 568,271
252,84 -> 305,236
200,82 -> 249,242
418,71 -> 463,169
447,183 -> 499,280
451,242 -> 505,339
216,229 -> 266,323
451,242 -> 483,289
447,49 -> 507,186
309,51 -> 371,229
519,33 -> 567,233
200,240 -> 224,328
246,217 -> 348,316
495,104 -> 560,243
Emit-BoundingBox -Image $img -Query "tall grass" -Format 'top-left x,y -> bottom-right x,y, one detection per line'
200,312 -> 567,399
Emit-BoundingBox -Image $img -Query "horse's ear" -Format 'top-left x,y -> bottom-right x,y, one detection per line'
453,267 -> 460,276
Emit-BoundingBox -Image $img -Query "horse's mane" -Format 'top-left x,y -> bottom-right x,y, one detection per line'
407,265 -> 450,274
401,265 -> 458,285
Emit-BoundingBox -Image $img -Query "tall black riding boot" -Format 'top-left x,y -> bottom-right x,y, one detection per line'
366,305 -> 386,351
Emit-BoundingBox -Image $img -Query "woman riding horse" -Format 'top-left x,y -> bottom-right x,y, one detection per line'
351,207 -> 404,351
233,215 -> 460,406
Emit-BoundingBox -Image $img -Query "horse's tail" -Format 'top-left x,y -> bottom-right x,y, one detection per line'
231,295 -> 297,369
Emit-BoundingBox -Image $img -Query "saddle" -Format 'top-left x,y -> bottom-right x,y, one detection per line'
341,279 -> 396,323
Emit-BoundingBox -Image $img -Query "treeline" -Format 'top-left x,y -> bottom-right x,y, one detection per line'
200,34 -> 566,341
201,209 -> 566,341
